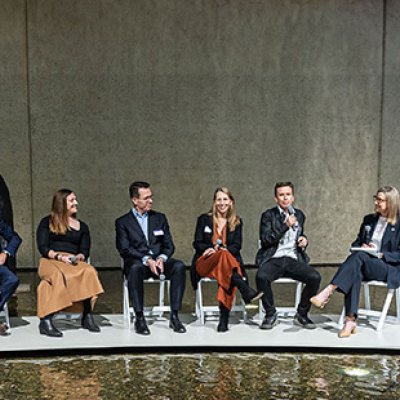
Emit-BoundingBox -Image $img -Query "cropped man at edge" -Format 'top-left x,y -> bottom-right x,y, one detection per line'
115,181 -> 186,335
255,182 -> 321,329
0,220 -> 21,335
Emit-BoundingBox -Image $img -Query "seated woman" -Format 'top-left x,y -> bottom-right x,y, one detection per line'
191,187 -> 263,332
37,189 -> 104,337
311,185 -> 400,337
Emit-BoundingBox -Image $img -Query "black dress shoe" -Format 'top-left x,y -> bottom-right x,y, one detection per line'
294,313 -> 316,329
169,315 -> 186,333
260,313 -> 278,330
39,318 -> 63,337
135,316 -> 150,335
0,322 -> 10,336
217,318 -> 229,332
82,313 -> 101,332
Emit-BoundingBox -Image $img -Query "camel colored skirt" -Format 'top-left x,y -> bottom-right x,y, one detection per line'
37,257 -> 104,318
196,250 -> 243,310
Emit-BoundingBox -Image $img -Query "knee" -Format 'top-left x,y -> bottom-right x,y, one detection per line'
308,270 -> 321,285
173,261 -> 186,275
10,274 -> 19,290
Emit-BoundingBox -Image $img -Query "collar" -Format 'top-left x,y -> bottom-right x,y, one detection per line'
132,208 -> 148,219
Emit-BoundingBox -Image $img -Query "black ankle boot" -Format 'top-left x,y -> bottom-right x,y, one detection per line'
82,313 -> 100,332
217,305 -> 230,332
232,273 -> 263,304
39,318 -> 63,337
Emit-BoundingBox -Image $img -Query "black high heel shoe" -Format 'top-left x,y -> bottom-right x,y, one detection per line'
82,313 -> 101,332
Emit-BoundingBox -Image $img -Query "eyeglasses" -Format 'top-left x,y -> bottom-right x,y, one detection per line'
373,195 -> 387,204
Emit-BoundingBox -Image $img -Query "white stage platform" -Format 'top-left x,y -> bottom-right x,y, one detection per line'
1,313 -> 400,355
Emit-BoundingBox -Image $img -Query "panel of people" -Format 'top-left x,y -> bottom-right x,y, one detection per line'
1,180 -> 400,339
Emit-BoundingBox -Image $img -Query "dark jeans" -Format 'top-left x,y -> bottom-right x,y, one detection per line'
331,251 -> 389,317
256,257 -> 321,317
126,258 -> 186,313
0,266 -> 19,311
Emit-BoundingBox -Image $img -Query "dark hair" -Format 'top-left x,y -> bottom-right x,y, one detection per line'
129,181 -> 150,199
50,188 -> 74,234
274,181 -> 295,196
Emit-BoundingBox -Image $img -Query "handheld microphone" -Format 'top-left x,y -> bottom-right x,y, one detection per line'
69,256 -> 78,265
159,272 -> 165,281
364,226 -> 372,245
216,239 -> 225,248
287,205 -> 298,230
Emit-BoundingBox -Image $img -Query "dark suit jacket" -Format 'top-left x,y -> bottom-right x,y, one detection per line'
190,214 -> 244,290
115,210 -> 175,273
351,213 -> 400,288
255,206 -> 309,266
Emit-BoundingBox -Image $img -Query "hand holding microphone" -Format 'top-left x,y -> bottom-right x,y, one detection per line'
287,205 -> 298,230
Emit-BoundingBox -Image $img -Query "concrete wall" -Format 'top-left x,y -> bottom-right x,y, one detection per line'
1,0 -> 398,268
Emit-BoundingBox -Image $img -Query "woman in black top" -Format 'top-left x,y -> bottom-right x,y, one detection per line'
36,189 -> 104,337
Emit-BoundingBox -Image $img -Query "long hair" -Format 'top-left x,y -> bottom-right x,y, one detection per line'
376,186 -> 400,225
208,187 -> 240,232
49,189 -> 73,234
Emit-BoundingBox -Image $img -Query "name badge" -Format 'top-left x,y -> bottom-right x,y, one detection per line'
153,229 -> 164,236
204,226 -> 212,233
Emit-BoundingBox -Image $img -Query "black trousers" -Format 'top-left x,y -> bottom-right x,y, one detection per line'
256,256 -> 321,317
331,251 -> 389,317
126,258 -> 186,313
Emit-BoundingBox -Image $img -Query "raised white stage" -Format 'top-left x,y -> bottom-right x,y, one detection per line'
1,312 -> 400,355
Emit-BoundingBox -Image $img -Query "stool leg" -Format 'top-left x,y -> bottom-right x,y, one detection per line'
377,290 -> 394,332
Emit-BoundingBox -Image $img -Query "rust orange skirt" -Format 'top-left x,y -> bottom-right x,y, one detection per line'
196,250 -> 242,310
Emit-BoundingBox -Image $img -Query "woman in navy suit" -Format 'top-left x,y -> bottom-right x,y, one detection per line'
311,186 -> 400,337
191,187 -> 262,332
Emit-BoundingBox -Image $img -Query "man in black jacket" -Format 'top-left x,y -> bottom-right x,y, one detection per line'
115,181 -> 186,335
255,182 -> 320,329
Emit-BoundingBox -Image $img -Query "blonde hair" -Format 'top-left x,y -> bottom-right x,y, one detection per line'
376,186 -> 400,225
49,189 -> 73,235
209,187 -> 240,232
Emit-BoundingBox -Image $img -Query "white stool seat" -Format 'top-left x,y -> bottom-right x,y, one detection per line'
338,280 -> 400,331
258,277 -> 303,320
195,277 -> 247,324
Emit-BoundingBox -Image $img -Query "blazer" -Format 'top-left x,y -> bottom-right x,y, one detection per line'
115,210 -> 175,272
255,206 -> 309,267
352,213 -> 400,289
190,214 -> 244,290
0,219 -> 21,257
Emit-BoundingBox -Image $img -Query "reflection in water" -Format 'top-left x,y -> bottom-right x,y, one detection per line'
0,353 -> 399,399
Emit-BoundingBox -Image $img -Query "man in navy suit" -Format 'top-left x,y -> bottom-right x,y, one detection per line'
116,181 -> 186,335
255,182 -> 321,330
0,220 -> 21,335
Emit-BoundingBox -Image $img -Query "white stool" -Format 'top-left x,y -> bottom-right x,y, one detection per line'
258,277 -> 303,320
0,302 -> 10,329
338,280 -> 400,331
195,277 -> 247,324
123,275 -> 171,326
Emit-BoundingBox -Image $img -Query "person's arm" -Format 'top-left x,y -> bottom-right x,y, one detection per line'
296,211 -> 308,249
36,217 -> 52,258
259,210 -> 289,249
115,218 -> 149,261
77,221 -> 90,261
157,214 -> 175,260
193,215 -> 213,254
226,219 -> 242,256
0,220 -> 22,257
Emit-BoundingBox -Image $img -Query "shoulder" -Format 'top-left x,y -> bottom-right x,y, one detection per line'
295,208 -> 306,218
149,210 -> 167,220
261,207 -> 277,218
115,211 -> 133,225
78,219 -> 90,232
363,213 -> 377,224
38,215 -> 50,227
198,213 -> 211,223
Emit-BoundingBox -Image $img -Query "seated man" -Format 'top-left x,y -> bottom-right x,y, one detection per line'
255,182 -> 321,329
0,219 -> 21,335
115,181 -> 186,335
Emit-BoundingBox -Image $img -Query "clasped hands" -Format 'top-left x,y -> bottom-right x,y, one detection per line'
202,243 -> 226,258
147,257 -> 165,276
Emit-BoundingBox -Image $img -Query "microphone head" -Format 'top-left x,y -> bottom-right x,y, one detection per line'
159,273 -> 165,281
287,205 -> 295,215
216,239 -> 223,246
365,226 -> 371,233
